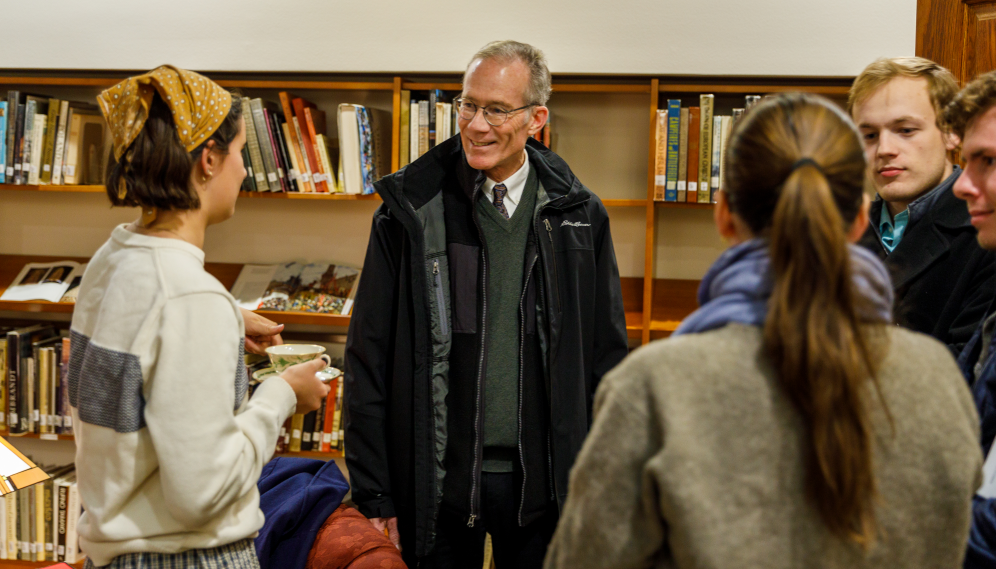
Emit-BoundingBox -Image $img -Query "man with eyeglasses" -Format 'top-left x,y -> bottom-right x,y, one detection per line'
344,40 -> 628,568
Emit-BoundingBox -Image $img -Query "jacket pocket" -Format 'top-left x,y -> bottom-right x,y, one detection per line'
448,243 -> 479,334
426,253 -> 451,355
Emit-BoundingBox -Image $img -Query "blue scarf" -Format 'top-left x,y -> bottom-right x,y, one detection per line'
673,238 -> 894,336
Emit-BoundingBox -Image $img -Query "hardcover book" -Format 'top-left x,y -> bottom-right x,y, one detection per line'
677,108 -> 689,203
686,107 -> 700,203
697,95 -> 714,204
653,109 -> 667,201
664,99 -> 681,202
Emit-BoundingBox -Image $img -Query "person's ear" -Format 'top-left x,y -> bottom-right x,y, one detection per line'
714,190 -> 740,242
528,106 -> 549,137
847,193 -> 871,243
944,128 -> 960,152
199,140 -> 218,182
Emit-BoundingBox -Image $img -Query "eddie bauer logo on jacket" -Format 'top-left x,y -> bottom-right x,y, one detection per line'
561,220 -> 591,227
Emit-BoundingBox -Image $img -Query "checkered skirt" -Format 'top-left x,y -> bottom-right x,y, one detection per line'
83,538 -> 259,569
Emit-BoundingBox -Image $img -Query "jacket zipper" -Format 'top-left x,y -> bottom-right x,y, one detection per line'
517,252 -> 539,525
469,237 -> 488,528
432,260 -> 448,337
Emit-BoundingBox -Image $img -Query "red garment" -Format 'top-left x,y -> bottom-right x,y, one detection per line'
307,505 -> 407,569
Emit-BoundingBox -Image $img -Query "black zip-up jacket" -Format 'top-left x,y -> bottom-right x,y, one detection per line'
344,135 -> 629,558
859,167 -> 995,355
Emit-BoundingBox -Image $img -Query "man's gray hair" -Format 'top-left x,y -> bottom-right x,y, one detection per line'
465,40 -> 552,106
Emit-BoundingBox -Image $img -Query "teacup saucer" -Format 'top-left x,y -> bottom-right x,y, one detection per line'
317,367 -> 343,383
252,366 -> 280,381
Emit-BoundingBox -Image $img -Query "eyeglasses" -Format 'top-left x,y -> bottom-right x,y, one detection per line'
453,98 -> 537,127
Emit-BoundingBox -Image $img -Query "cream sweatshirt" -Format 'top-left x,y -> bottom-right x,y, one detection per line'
68,225 -> 297,566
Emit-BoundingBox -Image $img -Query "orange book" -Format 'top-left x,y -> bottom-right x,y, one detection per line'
292,98 -> 328,193
303,107 -> 330,193
320,377 -> 338,453
278,92 -> 314,193
685,107 -> 701,203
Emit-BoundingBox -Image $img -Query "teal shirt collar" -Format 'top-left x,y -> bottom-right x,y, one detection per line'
878,205 -> 910,253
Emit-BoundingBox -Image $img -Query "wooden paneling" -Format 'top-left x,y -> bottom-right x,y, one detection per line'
966,1 -> 996,80
917,0 -> 966,79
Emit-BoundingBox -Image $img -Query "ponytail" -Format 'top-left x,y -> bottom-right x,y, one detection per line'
764,162 -> 881,546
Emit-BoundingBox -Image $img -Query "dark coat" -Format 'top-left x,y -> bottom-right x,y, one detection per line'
343,135 -> 629,559
957,305 -> 996,568
859,168 -> 995,355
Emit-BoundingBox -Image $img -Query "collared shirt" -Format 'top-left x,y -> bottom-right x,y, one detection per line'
481,153 -> 530,219
879,205 -> 910,253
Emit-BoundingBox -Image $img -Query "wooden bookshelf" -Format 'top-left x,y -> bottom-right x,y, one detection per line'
0,560 -> 84,567
0,70 -> 854,346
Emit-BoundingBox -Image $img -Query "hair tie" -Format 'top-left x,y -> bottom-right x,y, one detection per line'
792,157 -> 823,174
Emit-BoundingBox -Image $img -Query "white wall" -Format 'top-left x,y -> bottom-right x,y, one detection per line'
2,0 -> 914,77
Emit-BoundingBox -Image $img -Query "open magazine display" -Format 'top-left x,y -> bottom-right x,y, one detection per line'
0,436 -> 49,495
231,262 -> 361,316
0,261 -> 86,303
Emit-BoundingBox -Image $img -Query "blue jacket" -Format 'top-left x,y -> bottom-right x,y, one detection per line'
957,312 -> 996,568
255,457 -> 351,569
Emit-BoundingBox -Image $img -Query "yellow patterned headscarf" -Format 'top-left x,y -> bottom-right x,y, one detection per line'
98,65 -> 232,163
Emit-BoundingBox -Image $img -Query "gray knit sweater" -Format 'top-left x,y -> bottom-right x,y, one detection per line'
545,323 -> 982,569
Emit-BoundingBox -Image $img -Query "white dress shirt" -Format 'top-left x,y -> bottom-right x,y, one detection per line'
481,154 -> 530,219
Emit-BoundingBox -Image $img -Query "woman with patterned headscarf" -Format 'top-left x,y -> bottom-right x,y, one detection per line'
68,65 -> 330,569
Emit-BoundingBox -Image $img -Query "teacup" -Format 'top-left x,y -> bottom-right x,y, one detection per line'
265,344 -> 332,372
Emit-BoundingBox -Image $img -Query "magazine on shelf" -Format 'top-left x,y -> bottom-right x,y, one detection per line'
231,262 -> 361,316
0,262 -> 86,303
0,436 -> 49,495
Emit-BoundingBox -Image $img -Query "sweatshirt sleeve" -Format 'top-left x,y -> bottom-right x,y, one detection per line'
144,292 -> 297,528
544,357 -> 667,569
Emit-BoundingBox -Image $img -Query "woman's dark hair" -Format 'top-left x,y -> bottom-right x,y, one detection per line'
105,92 -> 243,210
724,92 -> 888,547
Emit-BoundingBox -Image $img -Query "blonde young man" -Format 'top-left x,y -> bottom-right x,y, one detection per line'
850,57 -> 995,354
344,41 -> 628,568
949,69 -> 996,569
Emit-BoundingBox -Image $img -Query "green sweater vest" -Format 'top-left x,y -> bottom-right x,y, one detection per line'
476,167 -> 538,472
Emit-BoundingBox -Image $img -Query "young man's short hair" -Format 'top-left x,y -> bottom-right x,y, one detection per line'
944,70 -> 996,140
848,57 -> 960,129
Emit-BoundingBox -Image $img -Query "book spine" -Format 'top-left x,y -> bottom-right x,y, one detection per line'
28,114 -> 45,185
43,480 -> 52,561
20,102 -> 35,185
686,107 -> 700,203
289,413 -> 304,452
320,378 -> 337,453
710,115 -> 723,203
241,99 -> 268,191
7,331 -> 21,435
263,110 -> 289,192
4,92 -> 17,183
12,104 -> 25,185
0,102 -> 7,184
677,108 -> 689,203
51,101 -> 70,185
292,117 -> 316,192
241,147 -> 256,192
316,135 -> 337,194
250,101 -> 281,192
303,107 -> 329,193
665,99 -> 681,202
399,90 -> 411,168
0,338 -> 6,429
31,485 -> 39,560
37,348 -> 48,435
312,395 -> 326,454
61,111 -> 81,185
428,90 -> 439,148
18,487 -> 28,559
719,115 -> 732,198
301,410 -> 315,451
64,481 -> 79,564
418,101 -> 429,157
280,122 -> 302,193
5,491 -> 15,560
331,379 -> 344,451
60,337 -> 71,435
0,495 -> 5,560
697,95 -> 714,203
357,107 -> 375,194
39,100 -> 59,184
409,100 -> 420,162
653,109 -> 667,201
56,481 -> 66,561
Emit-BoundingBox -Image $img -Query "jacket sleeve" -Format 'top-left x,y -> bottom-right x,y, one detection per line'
946,250 -> 996,355
344,207 -> 403,519
544,355 -> 667,569
588,200 -> 630,403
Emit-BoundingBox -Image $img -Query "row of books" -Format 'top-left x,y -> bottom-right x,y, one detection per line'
247,357 -> 345,454
2,325 -> 73,436
239,93 -> 387,196
398,89 -> 554,168
0,91 -> 107,186
653,94 -> 762,203
0,464 -> 84,563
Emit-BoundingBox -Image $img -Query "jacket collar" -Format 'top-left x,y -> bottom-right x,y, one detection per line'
375,135 -> 589,223
871,167 -> 969,289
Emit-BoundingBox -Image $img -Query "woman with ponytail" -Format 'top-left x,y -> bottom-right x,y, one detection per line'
544,93 -> 981,569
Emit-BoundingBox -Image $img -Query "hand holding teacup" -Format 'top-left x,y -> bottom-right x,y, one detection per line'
265,344 -> 336,414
